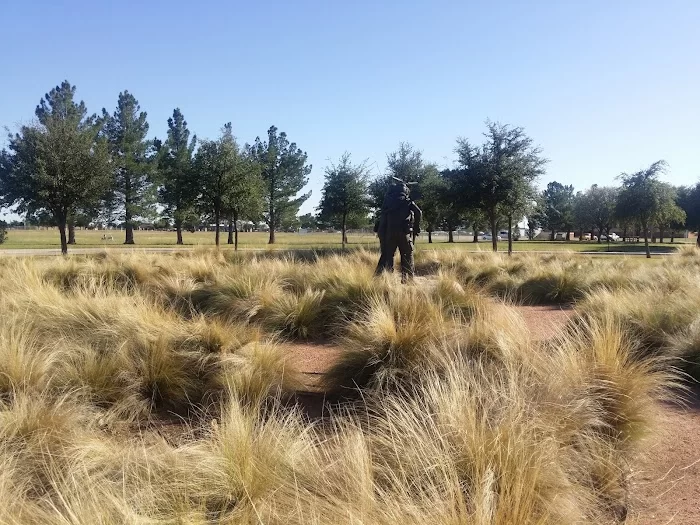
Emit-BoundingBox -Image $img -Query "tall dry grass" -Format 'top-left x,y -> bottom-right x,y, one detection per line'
0,249 -> 690,523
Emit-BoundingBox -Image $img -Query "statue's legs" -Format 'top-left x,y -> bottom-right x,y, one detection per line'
375,233 -> 398,275
398,234 -> 414,283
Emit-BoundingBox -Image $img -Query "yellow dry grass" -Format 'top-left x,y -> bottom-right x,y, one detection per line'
0,248 -> 694,523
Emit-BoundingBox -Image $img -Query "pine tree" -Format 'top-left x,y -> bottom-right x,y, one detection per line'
156,109 -> 198,245
248,126 -> 311,244
102,91 -> 155,244
0,81 -> 111,254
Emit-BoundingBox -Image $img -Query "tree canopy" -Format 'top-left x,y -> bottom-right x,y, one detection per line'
317,153 -> 370,245
195,123 -> 263,248
0,81 -> 111,253
248,126 -> 311,244
616,160 -> 672,257
541,182 -> 575,240
4,82 -> 697,254
574,185 -> 618,242
678,183 -> 700,246
101,91 -> 155,244
156,108 -> 198,245
454,121 -> 546,251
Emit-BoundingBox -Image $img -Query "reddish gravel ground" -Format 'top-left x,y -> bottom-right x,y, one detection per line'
630,397 -> 700,524
282,304 -> 700,524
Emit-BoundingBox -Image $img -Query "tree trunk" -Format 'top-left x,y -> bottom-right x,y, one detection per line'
125,225 -> 134,244
341,211 -> 347,247
473,227 -> 478,243
428,230 -> 432,243
697,234 -> 700,248
214,208 -> 221,247
58,217 -> 68,255
507,215 -> 513,256
125,208 -> 135,244
622,226 -> 627,243
268,207 -> 275,244
227,217 -> 234,244
68,222 -> 76,245
234,212 -> 239,251
644,224 -> 651,258
565,230 -> 570,241
670,231 -> 675,243
659,228 -> 665,244
175,220 -> 183,245
448,229 -> 454,243
550,229 -> 555,241
491,214 -> 498,252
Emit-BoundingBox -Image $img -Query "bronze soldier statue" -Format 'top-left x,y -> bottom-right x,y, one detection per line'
374,177 -> 422,282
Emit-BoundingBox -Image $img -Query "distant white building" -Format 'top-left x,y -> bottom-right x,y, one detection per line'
517,216 -> 541,239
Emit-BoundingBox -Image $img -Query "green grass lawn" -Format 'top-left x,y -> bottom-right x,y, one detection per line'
1,228 -> 693,253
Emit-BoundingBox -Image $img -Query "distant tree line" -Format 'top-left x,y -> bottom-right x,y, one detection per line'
2,81 -> 699,256
529,161 -> 699,257
0,81 -> 310,253
315,126 -> 699,258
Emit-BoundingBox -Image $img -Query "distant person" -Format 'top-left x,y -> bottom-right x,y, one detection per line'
374,177 -> 422,282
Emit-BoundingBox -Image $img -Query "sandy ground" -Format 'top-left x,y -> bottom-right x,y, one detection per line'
630,398 -> 700,524
282,303 -> 700,524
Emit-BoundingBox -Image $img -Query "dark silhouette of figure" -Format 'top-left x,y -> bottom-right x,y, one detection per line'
374,178 -> 422,282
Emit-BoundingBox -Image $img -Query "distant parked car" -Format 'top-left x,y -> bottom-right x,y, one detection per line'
581,233 -> 598,241
600,233 -> 621,242
480,233 -> 502,241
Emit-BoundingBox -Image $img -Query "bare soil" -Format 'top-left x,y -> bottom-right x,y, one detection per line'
629,397 -> 700,524
282,304 -> 700,524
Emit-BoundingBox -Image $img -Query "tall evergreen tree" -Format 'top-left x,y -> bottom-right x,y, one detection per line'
101,91 -> 154,244
0,81 -> 111,254
156,109 -> 198,245
317,153 -> 370,246
248,126 -> 311,244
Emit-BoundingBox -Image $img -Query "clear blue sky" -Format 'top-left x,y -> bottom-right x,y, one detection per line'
2,0 -> 698,220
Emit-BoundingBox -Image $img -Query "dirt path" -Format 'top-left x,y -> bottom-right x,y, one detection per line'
282,304 -> 700,524
630,399 -> 700,524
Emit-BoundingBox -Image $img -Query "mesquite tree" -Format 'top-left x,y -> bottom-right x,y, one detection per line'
617,160 -> 670,258
196,123 -> 263,248
455,121 -> 546,252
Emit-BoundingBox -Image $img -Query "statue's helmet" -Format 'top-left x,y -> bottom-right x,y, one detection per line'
390,177 -> 410,198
